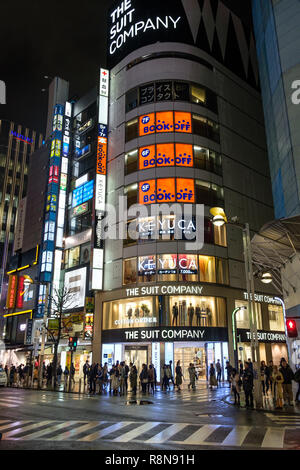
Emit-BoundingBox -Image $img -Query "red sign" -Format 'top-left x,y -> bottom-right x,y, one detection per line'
16,276 -> 25,309
6,275 -> 18,309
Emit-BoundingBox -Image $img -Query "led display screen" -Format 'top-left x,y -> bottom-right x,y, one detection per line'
72,180 -> 94,208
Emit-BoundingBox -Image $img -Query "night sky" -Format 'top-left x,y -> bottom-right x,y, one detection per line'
0,0 -> 252,137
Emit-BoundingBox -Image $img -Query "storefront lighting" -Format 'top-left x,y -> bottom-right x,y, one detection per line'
212,215 -> 226,227
210,207 -> 227,227
261,272 -> 272,284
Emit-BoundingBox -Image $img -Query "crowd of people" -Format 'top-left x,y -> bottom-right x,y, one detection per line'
1,356 -> 300,410
226,357 -> 300,409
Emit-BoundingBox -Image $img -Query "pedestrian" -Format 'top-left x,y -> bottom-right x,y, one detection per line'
119,362 -> 126,396
267,360 -> 273,393
63,365 -> 69,388
247,358 -> 253,372
169,360 -> 175,388
175,360 -> 183,391
216,360 -> 222,382
89,363 -> 97,394
97,365 -> 104,394
148,364 -> 155,394
225,361 -> 233,388
9,365 -> 15,387
4,364 -> 8,379
161,365 -> 169,391
272,365 -> 284,409
188,363 -> 197,390
238,360 -> 243,377
260,361 -> 267,396
231,368 -> 241,405
111,365 -> 120,395
83,360 -> 90,387
46,363 -> 52,387
242,361 -> 254,408
140,364 -> 148,394
124,362 -> 129,393
70,362 -> 76,388
57,364 -> 62,387
294,367 -> 300,403
130,365 -> 137,395
279,358 -> 294,406
209,363 -> 217,389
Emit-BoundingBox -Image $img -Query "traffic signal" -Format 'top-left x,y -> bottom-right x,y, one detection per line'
286,319 -> 298,338
68,336 -> 78,351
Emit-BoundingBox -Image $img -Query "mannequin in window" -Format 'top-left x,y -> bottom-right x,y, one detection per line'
188,303 -> 195,326
206,307 -> 212,326
134,306 -> 140,319
127,307 -> 133,320
172,302 -> 179,326
182,300 -> 187,326
196,304 -> 201,327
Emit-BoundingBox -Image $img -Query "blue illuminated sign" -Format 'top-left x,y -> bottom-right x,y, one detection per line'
72,180 -> 94,208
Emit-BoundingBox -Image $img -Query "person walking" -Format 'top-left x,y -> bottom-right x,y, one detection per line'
231,368 -> 241,406
279,358 -> 294,406
119,362 -> 126,396
175,360 -> 183,391
242,361 -> 254,409
209,363 -> 217,389
216,360 -> 222,383
267,360 -> 273,394
83,360 -> 90,387
111,365 -> 120,395
225,361 -> 233,388
70,362 -> 76,389
169,361 -> 175,388
161,365 -> 169,391
57,364 -> 62,387
89,363 -> 97,395
188,363 -> 197,390
238,360 -> 244,377
140,364 -> 148,394
247,358 -> 253,372
9,365 -> 15,387
273,365 -> 284,409
130,365 -> 138,395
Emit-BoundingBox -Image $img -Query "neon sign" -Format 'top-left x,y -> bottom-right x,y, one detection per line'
10,131 -> 33,145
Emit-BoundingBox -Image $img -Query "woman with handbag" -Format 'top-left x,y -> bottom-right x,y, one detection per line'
175,360 -> 183,391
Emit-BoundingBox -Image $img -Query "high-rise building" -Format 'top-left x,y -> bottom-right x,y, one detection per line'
0,120 -> 43,302
90,0 -> 288,378
252,0 -> 300,219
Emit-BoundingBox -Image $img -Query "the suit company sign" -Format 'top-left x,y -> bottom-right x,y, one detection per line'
108,0 -> 184,61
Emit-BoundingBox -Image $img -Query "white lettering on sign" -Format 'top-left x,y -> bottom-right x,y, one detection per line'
109,0 -> 181,55
243,292 -> 282,305
125,284 -> 204,297
245,331 -> 286,342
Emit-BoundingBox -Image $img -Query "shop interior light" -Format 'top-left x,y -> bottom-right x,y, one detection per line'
261,272 -> 272,284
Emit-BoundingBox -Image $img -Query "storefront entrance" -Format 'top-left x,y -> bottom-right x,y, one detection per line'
124,346 -> 148,374
174,342 -> 228,381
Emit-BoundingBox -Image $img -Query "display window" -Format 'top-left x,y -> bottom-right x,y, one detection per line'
178,254 -> 198,282
123,258 -> 137,285
268,304 -> 285,331
157,254 -> 177,282
199,255 -> 216,283
103,297 -> 156,329
138,255 -> 156,282
167,296 -> 226,327
235,300 -> 263,330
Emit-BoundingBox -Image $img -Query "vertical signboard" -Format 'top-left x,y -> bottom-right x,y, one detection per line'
92,68 -> 110,291
6,274 -> 18,309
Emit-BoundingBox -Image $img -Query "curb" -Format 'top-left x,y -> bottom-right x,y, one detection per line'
222,394 -> 300,415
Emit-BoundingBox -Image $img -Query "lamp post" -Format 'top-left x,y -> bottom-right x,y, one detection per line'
232,306 -> 246,369
210,208 -> 263,408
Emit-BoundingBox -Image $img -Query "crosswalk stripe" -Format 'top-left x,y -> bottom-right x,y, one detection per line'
50,422 -> 106,441
0,397 -> 24,403
261,427 -> 285,448
146,423 -> 188,444
21,421 -> 83,440
3,421 -> 52,439
221,426 -> 251,446
0,403 -> 18,408
79,421 -> 133,442
113,422 -> 160,443
0,421 -> 31,432
182,424 -> 220,445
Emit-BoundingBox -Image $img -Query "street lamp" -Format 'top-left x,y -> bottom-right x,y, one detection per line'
260,272 -> 273,284
210,207 -> 263,408
232,306 -> 246,369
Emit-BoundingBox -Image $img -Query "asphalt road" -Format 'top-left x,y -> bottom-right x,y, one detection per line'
0,384 -> 299,451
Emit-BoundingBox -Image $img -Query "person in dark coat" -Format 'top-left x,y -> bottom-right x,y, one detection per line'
242,361 -> 254,408
279,359 -> 294,405
89,363 -> 97,395
140,364 -> 148,394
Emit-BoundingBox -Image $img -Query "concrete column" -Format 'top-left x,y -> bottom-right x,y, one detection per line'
92,292 -> 103,364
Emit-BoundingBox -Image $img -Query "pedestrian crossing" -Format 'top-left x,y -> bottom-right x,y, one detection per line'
0,392 -> 93,408
0,419 -> 299,448
266,413 -> 300,426
161,388 -> 226,403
